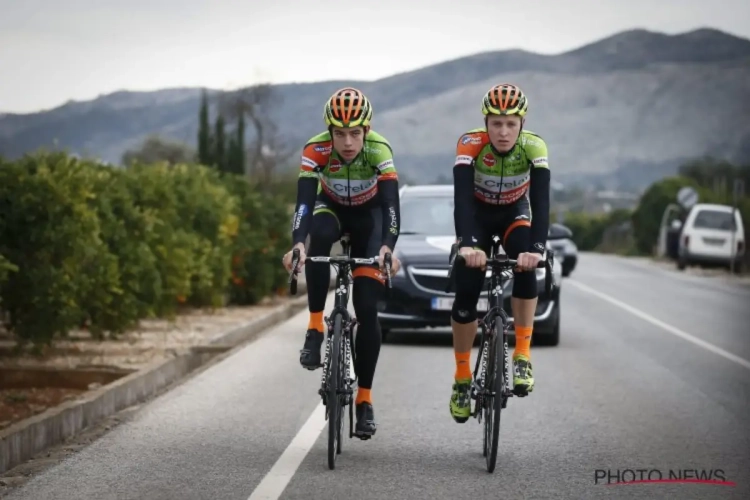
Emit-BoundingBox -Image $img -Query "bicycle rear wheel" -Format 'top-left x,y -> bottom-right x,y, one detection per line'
484,320 -> 505,473
327,313 -> 344,469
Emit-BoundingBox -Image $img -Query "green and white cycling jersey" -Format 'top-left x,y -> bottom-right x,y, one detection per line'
455,128 -> 549,206
299,130 -> 398,207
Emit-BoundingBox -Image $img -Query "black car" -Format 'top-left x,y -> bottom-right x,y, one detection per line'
378,184 -> 563,346
547,223 -> 578,277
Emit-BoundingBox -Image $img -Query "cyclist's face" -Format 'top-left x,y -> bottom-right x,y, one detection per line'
332,126 -> 368,161
486,115 -> 523,152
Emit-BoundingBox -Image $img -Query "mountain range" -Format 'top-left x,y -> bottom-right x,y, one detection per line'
1,27 -> 749,191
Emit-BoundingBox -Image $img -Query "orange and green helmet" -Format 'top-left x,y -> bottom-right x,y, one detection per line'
323,87 -> 373,128
481,83 -> 528,117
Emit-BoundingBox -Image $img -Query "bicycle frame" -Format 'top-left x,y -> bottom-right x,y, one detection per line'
287,235 -> 393,467
446,237 -> 553,399
445,236 -> 554,472
473,238 -> 516,413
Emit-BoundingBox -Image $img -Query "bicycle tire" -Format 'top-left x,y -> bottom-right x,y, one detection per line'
481,332 -> 494,462
485,319 -> 504,473
480,334 -> 489,458
336,324 -> 347,455
327,313 -> 343,469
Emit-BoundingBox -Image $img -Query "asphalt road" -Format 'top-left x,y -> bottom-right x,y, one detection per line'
4,253 -> 750,499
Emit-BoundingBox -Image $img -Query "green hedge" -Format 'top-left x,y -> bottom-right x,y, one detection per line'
562,209 -> 634,252
0,151 -> 292,345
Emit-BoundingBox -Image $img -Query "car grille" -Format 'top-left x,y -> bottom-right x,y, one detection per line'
410,273 -> 450,293
408,267 -> 493,294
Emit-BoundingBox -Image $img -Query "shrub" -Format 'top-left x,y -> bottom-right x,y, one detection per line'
0,152 -> 120,343
0,151 -> 294,346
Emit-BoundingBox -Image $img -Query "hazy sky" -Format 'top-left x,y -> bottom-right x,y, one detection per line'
1,0 -> 748,114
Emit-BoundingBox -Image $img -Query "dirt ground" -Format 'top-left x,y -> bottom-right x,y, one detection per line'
0,388 -> 84,431
646,257 -> 750,284
0,295 -> 289,432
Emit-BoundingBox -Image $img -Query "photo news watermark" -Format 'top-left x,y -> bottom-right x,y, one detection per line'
594,469 -> 736,487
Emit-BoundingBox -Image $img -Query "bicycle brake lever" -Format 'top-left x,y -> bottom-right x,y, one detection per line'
544,253 -> 553,296
383,253 -> 393,297
449,242 -> 459,264
289,248 -> 300,295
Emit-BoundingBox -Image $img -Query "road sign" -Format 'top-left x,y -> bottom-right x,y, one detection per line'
734,179 -> 745,200
676,186 -> 699,210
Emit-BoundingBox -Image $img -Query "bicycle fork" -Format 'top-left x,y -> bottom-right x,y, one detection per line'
319,334 -> 332,408
471,319 -> 513,423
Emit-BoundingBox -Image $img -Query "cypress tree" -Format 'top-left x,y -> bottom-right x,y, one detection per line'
234,113 -> 246,175
213,114 -> 226,171
198,89 -> 211,165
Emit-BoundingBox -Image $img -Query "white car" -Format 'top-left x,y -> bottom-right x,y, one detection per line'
677,203 -> 745,272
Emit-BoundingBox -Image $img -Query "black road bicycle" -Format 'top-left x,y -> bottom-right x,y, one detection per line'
445,236 -> 554,473
288,234 -> 393,470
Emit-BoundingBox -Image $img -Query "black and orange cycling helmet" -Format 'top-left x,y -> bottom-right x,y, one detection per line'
323,87 -> 373,128
481,83 -> 528,117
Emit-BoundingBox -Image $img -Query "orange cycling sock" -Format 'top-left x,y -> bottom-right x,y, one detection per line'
308,311 -> 324,334
356,388 -> 372,405
455,351 -> 472,380
514,326 -> 532,359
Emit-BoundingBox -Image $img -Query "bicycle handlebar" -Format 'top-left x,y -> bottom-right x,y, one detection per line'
287,248 -> 393,296
445,243 -> 555,295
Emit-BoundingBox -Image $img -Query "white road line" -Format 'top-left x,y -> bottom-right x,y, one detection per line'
248,402 -> 327,500
568,279 -> 750,371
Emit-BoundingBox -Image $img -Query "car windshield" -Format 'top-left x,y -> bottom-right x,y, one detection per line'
693,209 -> 736,231
399,196 -> 455,235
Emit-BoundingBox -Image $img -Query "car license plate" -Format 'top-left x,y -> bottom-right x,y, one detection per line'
431,297 -> 489,311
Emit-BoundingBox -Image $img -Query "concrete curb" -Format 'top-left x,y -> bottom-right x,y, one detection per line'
0,282 -> 315,475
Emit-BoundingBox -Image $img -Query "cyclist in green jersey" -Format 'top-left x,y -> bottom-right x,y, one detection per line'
282,87 -> 402,439
449,83 -> 551,422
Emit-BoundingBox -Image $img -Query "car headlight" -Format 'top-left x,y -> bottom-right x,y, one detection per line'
535,267 -> 546,280
392,252 -> 405,277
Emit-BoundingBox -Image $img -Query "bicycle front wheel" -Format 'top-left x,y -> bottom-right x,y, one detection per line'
327,313 -> 344,469
485,320 -> 505,473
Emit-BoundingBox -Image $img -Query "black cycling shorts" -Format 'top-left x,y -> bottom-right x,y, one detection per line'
463,196 -> 532,255
451,196 -> 538,323
310,192 -> 383,282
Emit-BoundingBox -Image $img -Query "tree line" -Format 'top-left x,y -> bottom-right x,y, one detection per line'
0,84 -> 298,348
561,157 -> 749,267
121,85 -> 291,183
